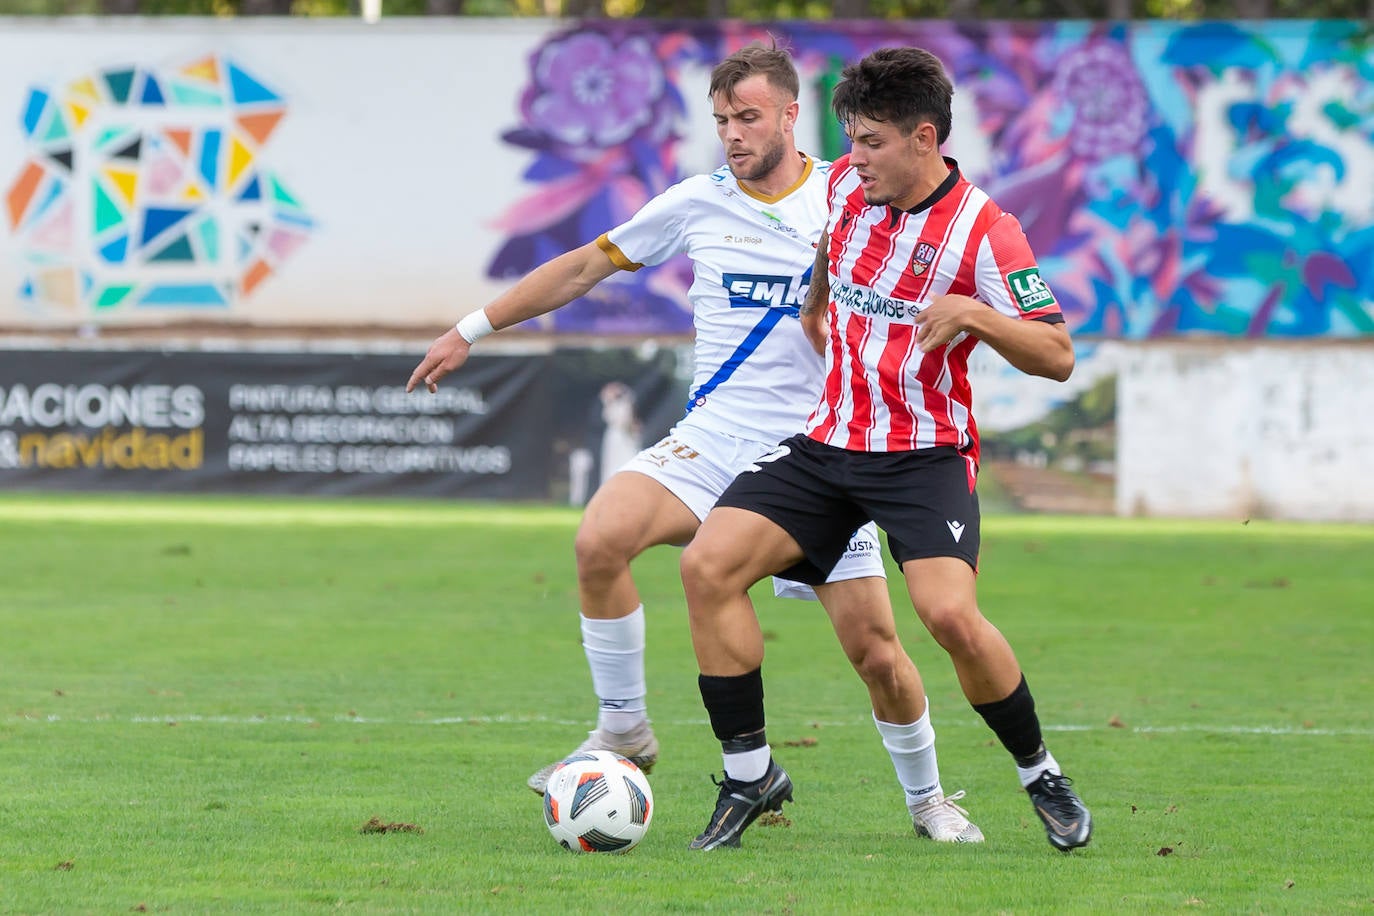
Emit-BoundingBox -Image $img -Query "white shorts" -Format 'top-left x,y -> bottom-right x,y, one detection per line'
619,424 -> 886,601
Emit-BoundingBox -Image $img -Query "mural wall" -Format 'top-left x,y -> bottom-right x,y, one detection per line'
6,54 -> 313,316
0,18 -> 1370,519
484,19 -> 1374,337
0,18 -> 1369,338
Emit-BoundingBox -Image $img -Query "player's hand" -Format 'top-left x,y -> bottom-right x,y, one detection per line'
406,328 -> 471,393
913,294 -> 980,352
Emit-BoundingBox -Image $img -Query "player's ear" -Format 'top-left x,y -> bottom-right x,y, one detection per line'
917,121 -> 938,153
782,98 -> 799,132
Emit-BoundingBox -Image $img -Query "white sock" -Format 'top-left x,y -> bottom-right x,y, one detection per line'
581,607 -> 648,734
1016,750 -> 1061,788
873,706 -> 942,808
723,745 -> 772,783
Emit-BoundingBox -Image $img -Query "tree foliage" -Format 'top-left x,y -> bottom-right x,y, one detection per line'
2,0 -> 1371,17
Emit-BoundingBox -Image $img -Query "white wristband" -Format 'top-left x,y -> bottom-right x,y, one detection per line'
455,308 -> 495,345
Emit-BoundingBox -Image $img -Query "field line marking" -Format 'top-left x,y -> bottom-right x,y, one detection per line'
9,713 -> 1373,737
1,499 -> 1370,538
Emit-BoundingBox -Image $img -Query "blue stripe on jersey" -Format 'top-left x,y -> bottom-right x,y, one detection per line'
684,307 -> 789,415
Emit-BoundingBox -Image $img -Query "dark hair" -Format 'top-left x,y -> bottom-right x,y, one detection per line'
708,41 -> 800,103
832,47 -> 953,144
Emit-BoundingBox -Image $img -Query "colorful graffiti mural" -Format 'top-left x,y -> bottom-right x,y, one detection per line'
4,55 -> 313,315
489,20 -> 1373,338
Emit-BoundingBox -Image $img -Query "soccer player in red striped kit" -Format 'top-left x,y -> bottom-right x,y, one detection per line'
410,43 -> 985,849
680,46 -> 1092,852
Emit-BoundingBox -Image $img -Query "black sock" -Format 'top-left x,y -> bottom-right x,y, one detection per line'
971,674 -> 1047,766
698,668 -> 766,749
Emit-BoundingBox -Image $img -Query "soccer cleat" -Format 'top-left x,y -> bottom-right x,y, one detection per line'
526,723 -> 659,796
1026,771 -> 1092,851
910,789 -> 985,843
689,759 -> 793,850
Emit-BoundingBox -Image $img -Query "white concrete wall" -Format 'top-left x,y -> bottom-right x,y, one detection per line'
0,18 -> 992,331
0,19 -> 545,328
1116,343 -> 1374,522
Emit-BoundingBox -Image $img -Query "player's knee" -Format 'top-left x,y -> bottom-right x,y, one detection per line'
573,523 -> 633,583
678,540 -> 714,593
920,603 -> 984,655
679,539 -> 735,601
842,630 -> 907,689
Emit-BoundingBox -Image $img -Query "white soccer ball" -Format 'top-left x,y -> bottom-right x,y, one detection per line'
543,750 -> 654,853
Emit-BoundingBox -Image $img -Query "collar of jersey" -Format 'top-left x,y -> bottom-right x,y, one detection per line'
888,156 -> 962,217
737,153 -> 814,205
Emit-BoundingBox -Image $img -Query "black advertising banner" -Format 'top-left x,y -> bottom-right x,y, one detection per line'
0,349 -> 554,498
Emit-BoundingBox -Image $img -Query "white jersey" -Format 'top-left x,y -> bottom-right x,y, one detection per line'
597,155 -> 831,447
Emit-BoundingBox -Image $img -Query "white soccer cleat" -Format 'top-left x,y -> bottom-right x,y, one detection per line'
910,789 -> 985,843
526,722 -> 660,796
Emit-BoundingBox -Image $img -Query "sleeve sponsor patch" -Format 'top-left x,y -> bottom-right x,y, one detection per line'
1006,267 -> 1056,313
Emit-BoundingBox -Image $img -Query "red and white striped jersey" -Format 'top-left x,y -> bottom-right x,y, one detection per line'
804,156 -> 1064,462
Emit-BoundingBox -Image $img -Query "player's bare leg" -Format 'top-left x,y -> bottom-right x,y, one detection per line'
681,507 -> 796,677
573,470 -> 699,621
815,576 -> 925,721
525,471 -> 700,795
901,557 -> 1020,705
902,556 -> 1091,850
816,576 -> 983,842
680,507 -> 802,848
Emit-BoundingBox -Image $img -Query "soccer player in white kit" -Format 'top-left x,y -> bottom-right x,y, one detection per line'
407,43 -> 981,845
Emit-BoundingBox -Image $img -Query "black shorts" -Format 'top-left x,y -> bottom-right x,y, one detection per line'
714,434 -> 980,584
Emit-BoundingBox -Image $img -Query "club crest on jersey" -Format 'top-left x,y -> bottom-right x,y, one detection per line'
909,242 -> 937,277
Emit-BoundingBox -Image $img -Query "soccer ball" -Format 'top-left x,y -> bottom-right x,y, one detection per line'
543,750 -> 654,853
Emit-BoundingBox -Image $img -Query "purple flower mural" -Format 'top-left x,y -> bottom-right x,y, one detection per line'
487,25 -> 726,334
489,20 -> 1374,339
527,33 -> 665,149
1054,40 -> 1151,162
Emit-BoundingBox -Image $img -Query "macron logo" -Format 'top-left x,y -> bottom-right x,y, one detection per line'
947,520 -> 965,542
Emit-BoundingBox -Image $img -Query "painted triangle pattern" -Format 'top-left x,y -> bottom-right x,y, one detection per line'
4,54 -> 312,314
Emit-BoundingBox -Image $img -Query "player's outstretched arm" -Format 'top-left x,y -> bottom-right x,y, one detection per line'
798,230 -> 831,355
406,242 -> 620,393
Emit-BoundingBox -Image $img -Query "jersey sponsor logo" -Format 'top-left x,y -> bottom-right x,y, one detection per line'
685,275 -> 806,414
910,242 -> 937,277
722,272 -> 810,314
1007,267 -> 1056,313
831,279 -> 922,320
758,210 -> 805,240
723,234 -> 764,245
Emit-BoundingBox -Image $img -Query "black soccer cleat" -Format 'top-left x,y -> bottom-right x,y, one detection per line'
689,759 -> 793,850
1026,771 -> 1092,851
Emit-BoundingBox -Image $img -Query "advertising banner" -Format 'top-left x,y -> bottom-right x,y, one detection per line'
0,348 -> 554,498
0,344 -> 690,499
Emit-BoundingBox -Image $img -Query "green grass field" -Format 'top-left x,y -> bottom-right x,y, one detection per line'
1,493 -> 1371,914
